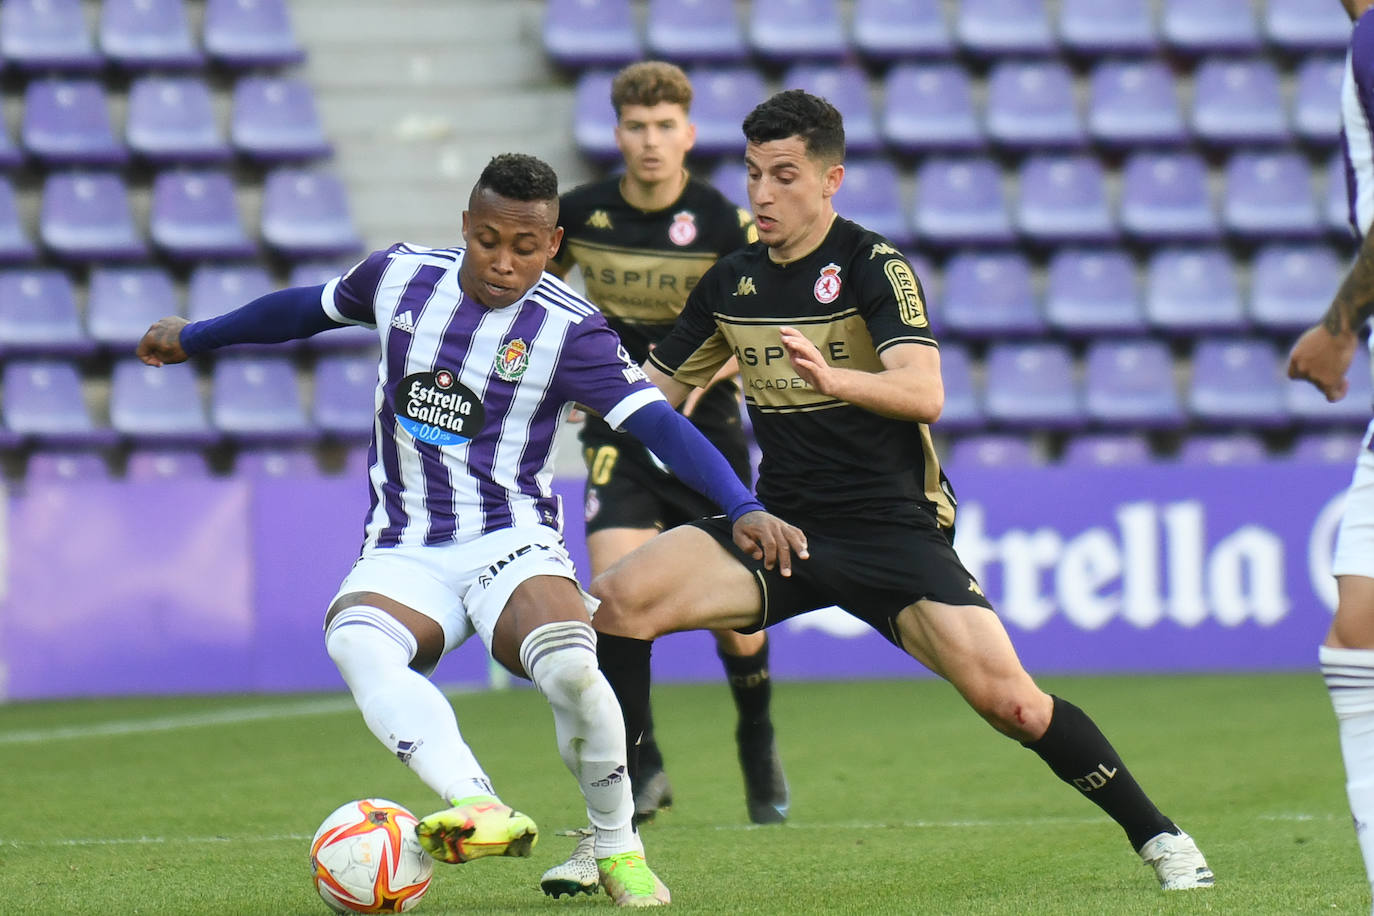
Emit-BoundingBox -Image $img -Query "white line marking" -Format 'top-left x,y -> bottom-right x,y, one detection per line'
0,834 -> 313,848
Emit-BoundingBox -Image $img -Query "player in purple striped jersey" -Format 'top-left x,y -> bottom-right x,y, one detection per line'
1289,3 -> 1374,908
136,153 -> 806,908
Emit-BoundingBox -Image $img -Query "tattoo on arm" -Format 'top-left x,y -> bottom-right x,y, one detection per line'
1325,231 -> 1374,335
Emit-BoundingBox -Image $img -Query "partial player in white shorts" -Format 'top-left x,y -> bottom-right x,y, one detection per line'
1333,422 -> 1374,580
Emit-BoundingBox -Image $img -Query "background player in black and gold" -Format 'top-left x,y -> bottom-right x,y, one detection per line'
548,61 -> 788,827
591,90 -> 1217,893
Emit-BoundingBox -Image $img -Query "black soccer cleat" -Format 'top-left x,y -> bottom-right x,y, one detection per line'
738,721 -> 789,824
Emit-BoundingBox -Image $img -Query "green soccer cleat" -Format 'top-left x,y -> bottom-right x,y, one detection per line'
598,850 -> 671,907
540,829 -> 599,899
414,795 -> 538,864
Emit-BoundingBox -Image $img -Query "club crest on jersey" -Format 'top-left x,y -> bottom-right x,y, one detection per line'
395,369 -> 485,446
814,263 -> 842,304
668,210 -> 697,246
494,338 -> 530,381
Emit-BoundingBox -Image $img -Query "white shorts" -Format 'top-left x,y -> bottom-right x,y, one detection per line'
329,526 -> 598,655
1333,421 -> 1374,579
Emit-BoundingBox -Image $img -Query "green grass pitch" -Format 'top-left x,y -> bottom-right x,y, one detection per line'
0,673 -> 1366,914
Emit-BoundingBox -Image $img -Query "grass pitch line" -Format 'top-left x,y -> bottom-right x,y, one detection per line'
0,696 -> 359,744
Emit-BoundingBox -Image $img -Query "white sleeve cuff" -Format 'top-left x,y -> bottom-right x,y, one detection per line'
604,387 -> 668,430
320,277 -> 372,327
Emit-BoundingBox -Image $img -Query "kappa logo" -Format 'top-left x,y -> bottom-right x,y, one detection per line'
494,338 -> 530,382
390,309 -> 416,334
586,210 -> 613,229
869,242 -> 900,260
814,263 -> 842,303
968,578 -> 985,598
733,276 -> 757,297
668,210 -> 697,246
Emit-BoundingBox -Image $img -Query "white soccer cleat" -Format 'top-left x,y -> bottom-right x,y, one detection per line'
1138,830 -> 1214,890
540,829 -> 599,899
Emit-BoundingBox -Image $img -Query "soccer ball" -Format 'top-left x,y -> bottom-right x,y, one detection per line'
310,798 -> 434,913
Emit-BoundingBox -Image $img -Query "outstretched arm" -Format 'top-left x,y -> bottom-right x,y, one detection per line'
780,329 -> 943,422
1288,229 -> 1374,402
136,284 -> 343,366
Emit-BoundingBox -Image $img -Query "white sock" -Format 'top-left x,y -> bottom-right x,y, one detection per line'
326,606 -> 494,805
1322,645 -> 1374,895
521,620 -> 639,858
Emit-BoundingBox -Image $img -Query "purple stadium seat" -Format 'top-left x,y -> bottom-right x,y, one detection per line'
1287,346 -> 1373,426
126,449 -> 213,480
881,63 -> 982,154
781,64 -> 880,154
1060,434 -> 1154,467
912,157 -> 1014,248
1222,150 -> 1322,240
1264,0 -> 1351,52
1145,247 -> 1244,335
1119,151 -> 1218,242
544,0 -> 639,68
261,169 -> 362,260
831,159 -> 908,245
985,59 -> 1084,149
1057,0 -> 1157,56
984,341 -> 1083,429
947,434 -> 1041,469
100,0 -> 203,70
645,0 -> 747,63
1249,245 -> 1344,333
1083,339 -> 1185,428
571,70 -> 619,161
1087,59 -> 1188,148
1044,248 -> 1146,336
203,0 -> 305,68
907,252 -> 937,310
211,354 -> 314,443
22,80 -> 128,167
39,172 -> 146,262
1291,431 -> 1364,464
935,342 -> 981,432
1188,337 -> 1287,426
709,159 -> 749,211
1293,56 -> 1345,147
27,451 -> 110,480
0,269 -> 95,357
1160,0 -> 1261,54
235,446 -> 318,477
1,0 -> 102,71
1190,57 -> 1288,147
313,353 -> 378,440
288,260 -> 378,352
109,359 -> 216,445
954,0 -> 1055,57
231,76 -> 332,162
4,360 -> 115,446
688,67 -> 768,156
87,267 -> 178,350
1327,149 -> 1357,239
1015,155 -> 1114,245
852,0 -> 953,61
939,250 -> 1044,339
187,263 -> 274,323
748,0 -> 847,62
1177,433 -> 1267,465
150,171 -> 256,261
126,76 -> 231,164
0,177 -> 37,263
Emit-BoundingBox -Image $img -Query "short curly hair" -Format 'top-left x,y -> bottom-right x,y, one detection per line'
742,90 -> 845,165
611,61 -> 693,118
472,153 -> 560,204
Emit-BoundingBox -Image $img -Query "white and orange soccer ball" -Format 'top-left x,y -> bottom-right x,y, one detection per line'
310,798 -> 434,913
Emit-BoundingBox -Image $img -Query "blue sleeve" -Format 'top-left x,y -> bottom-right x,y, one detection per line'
179,284 -> 344,355
620,399 -> 764,523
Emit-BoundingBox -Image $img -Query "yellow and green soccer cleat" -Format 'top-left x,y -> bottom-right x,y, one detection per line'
598,850 -> 670,907
414,795 -> 538,864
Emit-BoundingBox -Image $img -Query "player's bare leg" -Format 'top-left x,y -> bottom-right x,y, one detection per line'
894,599 -> 1213,890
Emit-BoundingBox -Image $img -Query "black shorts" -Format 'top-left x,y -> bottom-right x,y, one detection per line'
582,443 -> 722,536
691,507 -> 993,647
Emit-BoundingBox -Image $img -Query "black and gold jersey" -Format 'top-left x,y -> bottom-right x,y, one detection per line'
648,215 -> 954,526
554,174 -> 757,474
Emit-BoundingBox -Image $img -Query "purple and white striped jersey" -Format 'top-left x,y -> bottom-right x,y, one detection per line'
319,242 -> 666,549
1342,10 -> 1374,238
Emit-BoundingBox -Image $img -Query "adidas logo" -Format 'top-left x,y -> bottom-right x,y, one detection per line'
390,310 -> 416,333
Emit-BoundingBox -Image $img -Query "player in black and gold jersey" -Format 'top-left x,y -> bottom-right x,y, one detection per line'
591,90 -> 1217,893
548,61 -> 789,830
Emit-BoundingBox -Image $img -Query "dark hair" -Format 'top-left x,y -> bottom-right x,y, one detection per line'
473,153 -> 560,204
742,89 -> 845,165
611,61 -> 693,117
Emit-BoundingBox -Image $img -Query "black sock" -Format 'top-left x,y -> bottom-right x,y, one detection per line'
718,636 -> 773,731
638,704 -> 664,774
597,633 -> 653,788
1023,695 -> 1177,851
